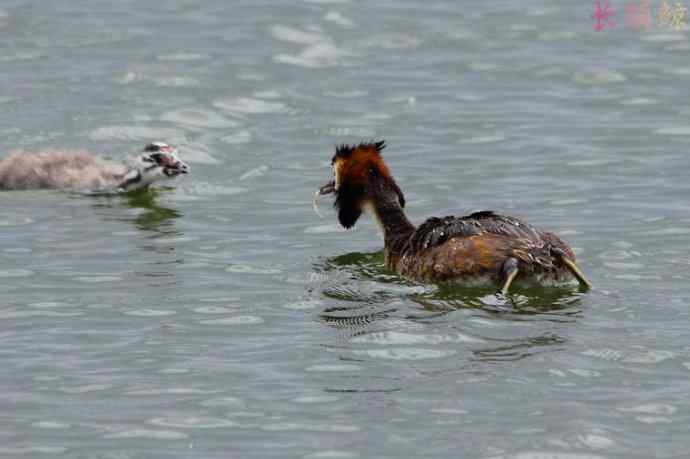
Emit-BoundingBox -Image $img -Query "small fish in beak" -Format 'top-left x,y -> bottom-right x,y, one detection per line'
313,180 -> 336,218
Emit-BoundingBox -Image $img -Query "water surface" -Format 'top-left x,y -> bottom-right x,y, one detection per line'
1,1 -> 690,458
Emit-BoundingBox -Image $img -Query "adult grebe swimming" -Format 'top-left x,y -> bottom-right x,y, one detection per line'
0,142 -> 189,192
316,141 -> 591,294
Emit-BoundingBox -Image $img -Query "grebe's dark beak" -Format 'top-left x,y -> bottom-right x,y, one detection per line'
164,159 -> 190,177
319,180 -> 336,195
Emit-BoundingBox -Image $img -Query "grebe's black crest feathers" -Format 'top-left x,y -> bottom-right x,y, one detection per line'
333,140 -> 386,163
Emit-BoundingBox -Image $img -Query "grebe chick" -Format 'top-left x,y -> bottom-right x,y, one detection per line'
316,141 -> 591,294
0,142 -> 189,192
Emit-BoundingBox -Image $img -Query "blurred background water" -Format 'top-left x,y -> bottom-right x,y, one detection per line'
1,1 -> 690,458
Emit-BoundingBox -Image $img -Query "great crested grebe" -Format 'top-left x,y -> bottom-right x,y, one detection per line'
316,141 -> 591,294
0,142 -> 189,192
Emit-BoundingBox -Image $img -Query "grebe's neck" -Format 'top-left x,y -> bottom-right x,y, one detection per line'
118,169 -> 143,191
117,155 -> 164,191
118,164 -> 158,191
366,178 -> 415,260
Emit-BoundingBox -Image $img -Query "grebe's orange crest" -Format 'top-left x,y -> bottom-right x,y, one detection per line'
332,140 -> 389,188
318,141 -> 405,229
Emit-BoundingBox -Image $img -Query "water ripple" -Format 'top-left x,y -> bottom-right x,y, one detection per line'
149,417 -> 238,429
105,429 -> 189,440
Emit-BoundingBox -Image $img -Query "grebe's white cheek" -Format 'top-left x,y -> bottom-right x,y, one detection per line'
333,163 -> 343,191
362,201 -> 385,236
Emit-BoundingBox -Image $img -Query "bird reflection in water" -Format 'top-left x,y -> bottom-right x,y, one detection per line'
314,250 -> 584,329
87,187 -> 182,236
87,187 -> 184,286
119,188 -> 184,284
315,251 -> 581,367
407,284 -> 584,318
121,187 -> 182,236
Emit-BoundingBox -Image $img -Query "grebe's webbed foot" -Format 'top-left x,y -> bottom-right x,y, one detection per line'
498,257 -> 519,296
